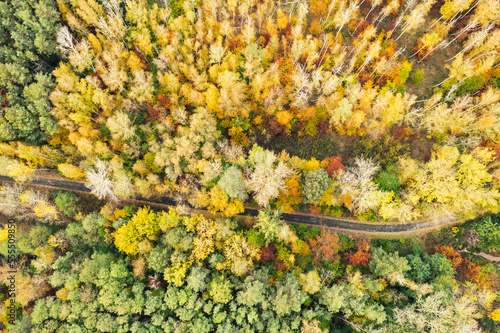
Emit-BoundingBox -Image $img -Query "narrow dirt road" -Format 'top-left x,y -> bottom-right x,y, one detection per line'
0,175 -> 470,235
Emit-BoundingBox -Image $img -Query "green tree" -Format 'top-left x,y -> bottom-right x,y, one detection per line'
254,210 -> 283,246
218,166 -> 249,201
411,69 -> 424,84
54,190 -> 80,217
405,254 -> 431,283
302,169 -> 330,204
208,274 -> 233,304
0,0 -> 60,143
369,247 -> 410,278
272,273 -> 307,317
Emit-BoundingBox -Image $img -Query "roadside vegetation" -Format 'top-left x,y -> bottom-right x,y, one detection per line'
1,0 -> 500,223
0,188 -> 499,332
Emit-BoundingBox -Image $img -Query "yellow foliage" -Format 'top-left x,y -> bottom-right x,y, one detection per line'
0,298 -> 13,326
181,214 -> 202,232
299,270 -> 322,294
16,143 -> 54,167
0,228 -> 8,244
164,261 -> 192,287
32,246 -> 57,273
218,233 -> 260,276
132,160 -> 149,175
131,206 -> 160,237
472,147 -> 496,163
191,217 -> 218,262
489,309 -> 500,321
56,287 -> 71,302
303,158 -> 321,171
114,206 -> 160,255
100,203 -> 115,219
75,137 -> 94,155
195,186 -> 245,217
34,202 -> 59,221
114,221 -> 143,255
58,163 -> 86,179
319,186 -> 338,207
88,33 -> 102,53
68,131 -> 81,146
48,235 -> 68,251
277,9 -> 289,30
127,51 -> 146,72
158,208 -> 181,232
292,239 -> 311,256
7,161 -> 35,182
253,115 -> 263,125
204,84 -> 220,112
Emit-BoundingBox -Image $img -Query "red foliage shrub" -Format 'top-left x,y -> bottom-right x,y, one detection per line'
316,120 -> 328,131
148,274 -> 162,289
435,245 -> 463,269
346,239 -> 371,267
293,122 -> 302,132
147,105 -> 160,120
354,19 -> 369,37
274,260 -> 286,271
308,230 -> 341,263
157,94 -> 170,109
309,204 -> 321,214
325,156 -> 345,178
260,243 -> 276,263
457,258 -> 481,283
267,118 -> 284,137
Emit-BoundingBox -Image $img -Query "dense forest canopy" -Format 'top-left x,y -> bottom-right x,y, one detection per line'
1,0 -> 500,331
1,0 -> 500,223
0,187 -> 499,332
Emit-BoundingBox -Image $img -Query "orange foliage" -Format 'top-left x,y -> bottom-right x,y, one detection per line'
309,20 -> 323,36
228,126 -> 251,147
276,176 -> 302,213
346,239 -> 371,267
477,267 -> 500,290
435,245 -> 463,269
325,156 -> 345,179
341,194 -> 352,208
275,110 -> 294,126
308,229 -> 341,263
297,107 -> 317,123
278,58 -> 295,86
309,204 -> 321,214
309,0 -> 330,18
457,258 -> 481,283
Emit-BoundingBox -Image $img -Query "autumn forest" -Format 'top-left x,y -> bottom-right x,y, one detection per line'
0,0 -> 500,331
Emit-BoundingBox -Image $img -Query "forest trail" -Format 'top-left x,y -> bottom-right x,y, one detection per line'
459,248 -> 500,262
0,175 -> 465,235
478,252 -> 500,262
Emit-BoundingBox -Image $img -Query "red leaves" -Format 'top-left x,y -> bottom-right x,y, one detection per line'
308,230 -> 341,263
325,156 -> 345,179
309,204 -> 321,214
346,239 -> 372,267
260,243 -> 276,263
435,245 -> 463,269
457,258 -> 481,283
